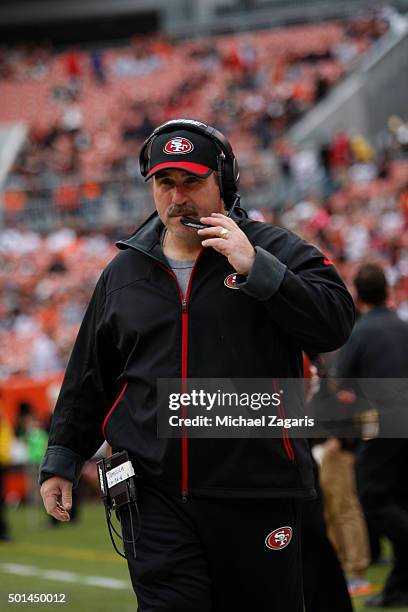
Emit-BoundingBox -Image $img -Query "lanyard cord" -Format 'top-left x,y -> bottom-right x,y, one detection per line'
104,500 -> 141,559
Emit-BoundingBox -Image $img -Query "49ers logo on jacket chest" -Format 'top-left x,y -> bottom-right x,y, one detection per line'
265,526 -> 293,550
224,273 -> 240,289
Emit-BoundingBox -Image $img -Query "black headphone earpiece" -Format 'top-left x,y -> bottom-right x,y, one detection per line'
139,119 -> 240,209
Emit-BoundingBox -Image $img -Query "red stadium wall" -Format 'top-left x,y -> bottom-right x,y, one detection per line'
1,374 -> 63,428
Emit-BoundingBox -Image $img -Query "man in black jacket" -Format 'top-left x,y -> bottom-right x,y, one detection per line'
336,263 -> 408,608
40,119 -> 355,611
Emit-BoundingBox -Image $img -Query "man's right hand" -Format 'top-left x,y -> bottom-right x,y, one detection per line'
40,476 -> 73,522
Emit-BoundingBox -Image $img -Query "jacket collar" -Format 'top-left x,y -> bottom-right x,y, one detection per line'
116,211 -> 163,254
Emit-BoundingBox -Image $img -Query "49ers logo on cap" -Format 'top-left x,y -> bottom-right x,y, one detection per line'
265,526 -> 293,550
163,137 -> 194,155
224,273 -> 240,289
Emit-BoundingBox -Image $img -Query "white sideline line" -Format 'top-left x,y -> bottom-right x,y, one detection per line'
0,563 -> 129,590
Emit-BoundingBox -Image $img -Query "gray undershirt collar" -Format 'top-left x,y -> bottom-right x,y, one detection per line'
166,256 -> 194,298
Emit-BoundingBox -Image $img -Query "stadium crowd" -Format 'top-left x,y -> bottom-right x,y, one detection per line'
1,6 -> 406,381
1,8 -> 394,222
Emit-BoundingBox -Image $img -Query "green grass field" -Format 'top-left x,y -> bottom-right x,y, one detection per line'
1,502 -> 407,611
1,502 -> 135,611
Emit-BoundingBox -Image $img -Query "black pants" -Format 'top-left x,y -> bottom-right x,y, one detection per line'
357,438 -> 408,597
120,486 -> 304,612
302,480 -> 353,612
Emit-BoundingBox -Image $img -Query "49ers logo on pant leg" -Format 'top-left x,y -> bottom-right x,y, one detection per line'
265,526 -> 292,550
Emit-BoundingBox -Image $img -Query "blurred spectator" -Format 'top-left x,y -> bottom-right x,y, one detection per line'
62,49 -> 82,97
29,327 -> 62,379
81,181 -> 103,224
328,131 -> 352,181
320,437 -> 372,597
23,412 -> 48,506
90,49 -> 106,85
335,263 -> 408,608
62,102 -> 83,133
24,413 -> 48,467
0,400 -> 13,540
1,9 -> 393,206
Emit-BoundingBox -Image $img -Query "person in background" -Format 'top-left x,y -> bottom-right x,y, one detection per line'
336,262 -> 408,608
320,436 -> 372,596
24,413 -> 48,506
0,398 -> 13,541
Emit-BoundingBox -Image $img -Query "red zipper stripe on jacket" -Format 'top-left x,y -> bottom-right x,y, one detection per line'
180,298 -> 189,499
273,380 -> 295,461
160,252 -> 203,500
279,404 -> 295,461
102,382 -> 128,437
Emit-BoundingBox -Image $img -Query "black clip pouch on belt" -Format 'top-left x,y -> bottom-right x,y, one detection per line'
97,451 -> 140,558
97,450 -> 138,511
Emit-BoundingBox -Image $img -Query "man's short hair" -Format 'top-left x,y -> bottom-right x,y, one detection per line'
354,263 -> 387,306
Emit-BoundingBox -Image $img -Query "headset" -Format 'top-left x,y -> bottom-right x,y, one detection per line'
139,118 -> 240,211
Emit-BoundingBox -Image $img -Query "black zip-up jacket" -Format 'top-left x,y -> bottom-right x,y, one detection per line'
336,307 -> 408,378
335,306 -> 408,436
40,209 -> 355,499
